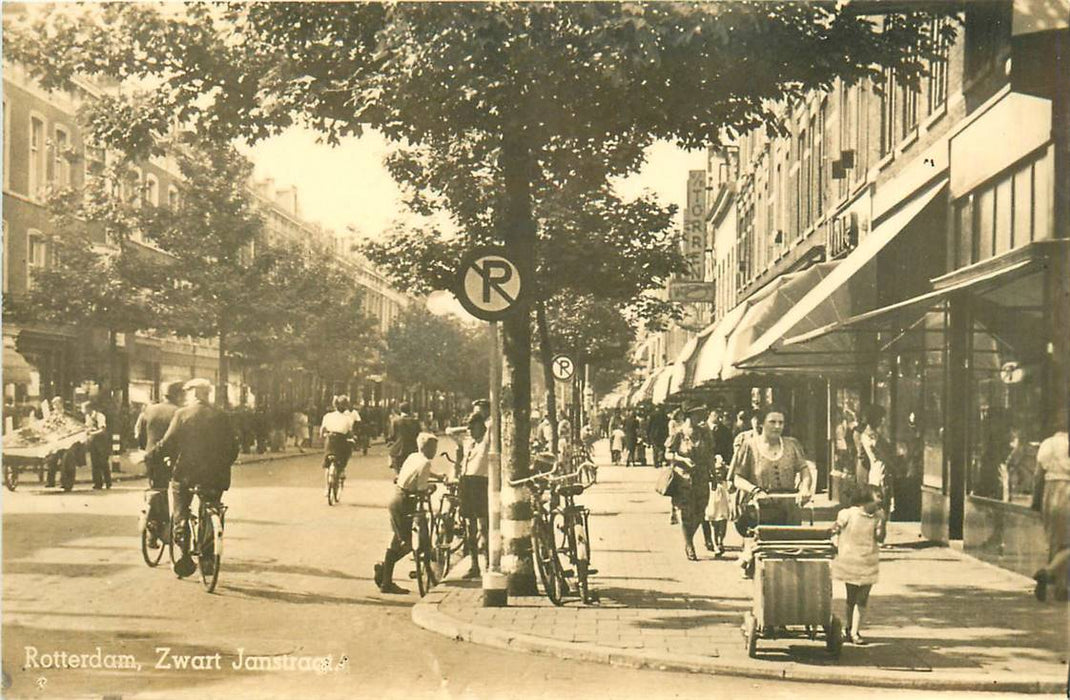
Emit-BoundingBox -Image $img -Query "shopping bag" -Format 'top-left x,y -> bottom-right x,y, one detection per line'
655,467 -> 676,497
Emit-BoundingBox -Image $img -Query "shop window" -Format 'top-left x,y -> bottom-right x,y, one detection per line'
965,295 -> 1045,505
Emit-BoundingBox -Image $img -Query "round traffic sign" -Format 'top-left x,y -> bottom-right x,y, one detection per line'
455,246 -> 525,321
551,354 -> 575,382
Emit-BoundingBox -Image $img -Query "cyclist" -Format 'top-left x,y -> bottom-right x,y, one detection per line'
374,432 -> 445,594
135,381 -> 185,547
320,395 -> 355,494
145,378 -> 239,576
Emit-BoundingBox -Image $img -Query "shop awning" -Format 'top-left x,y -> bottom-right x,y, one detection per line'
630,370 -> 660,405
3,347 -> 37,386
734,177 -> 948,373
691,301 -> 754,386
668,324 -> 718,396
652,365 -> 676,405
782,245 -> 1050,350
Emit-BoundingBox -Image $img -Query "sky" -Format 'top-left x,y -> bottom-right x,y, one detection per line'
245,127 -> 708,243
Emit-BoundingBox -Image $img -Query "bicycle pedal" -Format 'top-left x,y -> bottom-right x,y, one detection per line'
408,571 -> 419,579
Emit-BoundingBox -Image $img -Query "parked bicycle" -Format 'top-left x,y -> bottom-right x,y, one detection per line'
431,475 -> 467,579
511,463 -> 597,605
170,486 -> 227,593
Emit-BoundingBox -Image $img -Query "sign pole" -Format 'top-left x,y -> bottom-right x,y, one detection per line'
483,320 -> 508,607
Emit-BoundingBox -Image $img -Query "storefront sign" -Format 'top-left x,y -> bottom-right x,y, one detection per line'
681,170 -> 707,279
828,212 -> 859,260
668,280 -> 716,303
1000,361 -> 1026,384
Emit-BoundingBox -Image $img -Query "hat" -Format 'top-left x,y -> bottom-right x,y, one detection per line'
472,399 -> 489,408
682,401 -> 707,416
467,411 -> 486,427
165,381 -> 185,401
183,378 -> 212,391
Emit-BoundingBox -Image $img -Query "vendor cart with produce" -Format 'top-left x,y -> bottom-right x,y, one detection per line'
3,409 -> 88,491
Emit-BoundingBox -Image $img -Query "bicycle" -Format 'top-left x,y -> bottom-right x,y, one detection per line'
138,487 -> 169,567
410,481 -> 441,597
431,477 -> 467,579
325,453 -> 345,506
549,469 -> 597,604
170,486 -> 227,592
511,467 -> 567,604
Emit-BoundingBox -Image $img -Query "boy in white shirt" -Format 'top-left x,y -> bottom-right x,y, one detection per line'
375,432 -> 443,594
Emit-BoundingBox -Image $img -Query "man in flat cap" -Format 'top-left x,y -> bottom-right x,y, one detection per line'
146,378 -> 239,572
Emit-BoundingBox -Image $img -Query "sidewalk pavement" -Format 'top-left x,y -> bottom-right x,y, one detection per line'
412,449 -> 1068,694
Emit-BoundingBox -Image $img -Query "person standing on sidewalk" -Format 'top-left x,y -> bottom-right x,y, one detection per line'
647,406 -> 670,469
387,402 -> 421,474
623,410 -> 639,467
666,402 -> 715,560
84,399 -> 111,490
831,488 -> 885,645
1032,427 -> 1070,602
459,413 -> 489,580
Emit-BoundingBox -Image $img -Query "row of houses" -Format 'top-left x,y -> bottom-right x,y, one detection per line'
621,1 -> 1068,578
1,59 -> 413,419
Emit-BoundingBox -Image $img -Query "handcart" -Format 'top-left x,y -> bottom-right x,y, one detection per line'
740,494 -> 843,659
3,415 -> 88,492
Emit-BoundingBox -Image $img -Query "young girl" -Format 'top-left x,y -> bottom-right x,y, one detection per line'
610,426 -> 626,465
831,488 -> 885,645
705,454 -> 731,556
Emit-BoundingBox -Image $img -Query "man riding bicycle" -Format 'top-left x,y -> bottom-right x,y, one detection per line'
145,378 -> 239,575
321,395 -> 356,492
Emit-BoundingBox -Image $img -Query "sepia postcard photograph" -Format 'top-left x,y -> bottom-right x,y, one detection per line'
1,1 -> 1068,698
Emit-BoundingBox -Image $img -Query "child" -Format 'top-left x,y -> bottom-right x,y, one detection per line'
831,488 -> 885,645
705,455 -> 731,556
610,426 -> 626,465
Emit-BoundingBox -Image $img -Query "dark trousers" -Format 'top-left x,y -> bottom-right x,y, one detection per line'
89,434 -> 111,488
170,481 -> 222,553
381,489 -> 415,585
652,443 -> 666,469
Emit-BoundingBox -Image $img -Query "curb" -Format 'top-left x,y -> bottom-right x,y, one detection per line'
411,584 -> 1066,694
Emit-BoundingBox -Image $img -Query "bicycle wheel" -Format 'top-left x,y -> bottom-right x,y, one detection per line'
199,510 -> 222,592
141,518 -> 165,567
415,519 -> 437,596
4,463 -> 18,491
326,462 -> 337,506
532,520 -> 566,606
432,509 -> 455,578
572,513 -> 591,602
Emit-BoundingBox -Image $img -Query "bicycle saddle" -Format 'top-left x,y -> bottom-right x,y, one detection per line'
556,484 -> 586,498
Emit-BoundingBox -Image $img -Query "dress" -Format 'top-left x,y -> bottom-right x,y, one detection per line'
831,506 -> 884,586
1037,432 -> 1070,563
667,428 -> 712,526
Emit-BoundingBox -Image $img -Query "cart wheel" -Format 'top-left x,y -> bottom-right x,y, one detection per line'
825,615 -> 843,658
743,612 -> 758,658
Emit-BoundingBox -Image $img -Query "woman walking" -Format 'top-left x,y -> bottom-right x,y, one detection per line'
666,403 -> 714,560
1033,426 -> 1070,602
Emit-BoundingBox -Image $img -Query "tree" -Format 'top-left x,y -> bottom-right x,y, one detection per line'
4,0 -> 957,592
383,305 -> 489,403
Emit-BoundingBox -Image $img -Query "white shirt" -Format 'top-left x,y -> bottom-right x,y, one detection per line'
462,435 -> 489,478
397,452 -> 433,492
860,431 -> 886,487
321,411 -> 353,435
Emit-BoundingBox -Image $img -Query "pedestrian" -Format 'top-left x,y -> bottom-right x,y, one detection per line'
387,401 -> 421,473
666,402 -> 715,560
84,399 -> 111,490
730,404 -> 813,578
706,454 -> 731,556
856,405 -> 893,529
831,487 -> 886,645
459,413 -> 489,580
374,432 -> 444,594
610,425 -> 626,465
707,408 -> 734,466
1032,426 -> 1070,602
623,410 -> 639,467
292,408 -> 308,452
647,405 -> 670,469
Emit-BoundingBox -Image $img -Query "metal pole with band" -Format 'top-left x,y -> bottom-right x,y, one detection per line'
483,320 -> 508,607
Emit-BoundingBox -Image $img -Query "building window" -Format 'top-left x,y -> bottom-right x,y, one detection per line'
927,18 -> 950,114
29,115 -> 46,199
27,230 -> 47,288
53,125 -> 71,187
2,220 -> 8,294
900,82 -> 919,139
879,68 -> 897,157
168,184 -> 180,210
145,174 -> 159,207
128,166 -> 143,207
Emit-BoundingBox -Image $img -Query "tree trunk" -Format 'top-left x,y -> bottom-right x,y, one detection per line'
217,324 -> 229,409
498,127 -> 537,595
534,301 -> 558,454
